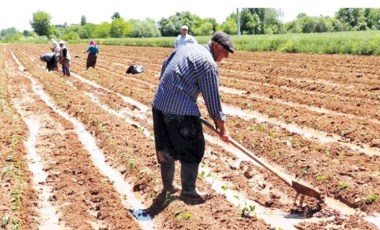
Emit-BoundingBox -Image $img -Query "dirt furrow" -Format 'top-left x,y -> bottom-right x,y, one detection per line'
6,48 -> 142,230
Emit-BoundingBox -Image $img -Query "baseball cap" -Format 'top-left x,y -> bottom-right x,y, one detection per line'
181,25 -> 188,30
211,31 -> 235,53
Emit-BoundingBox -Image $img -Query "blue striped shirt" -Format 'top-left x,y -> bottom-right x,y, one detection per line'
152,43 -> 226,121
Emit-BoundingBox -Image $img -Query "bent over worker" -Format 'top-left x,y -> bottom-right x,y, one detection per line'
152,31 -> 235,203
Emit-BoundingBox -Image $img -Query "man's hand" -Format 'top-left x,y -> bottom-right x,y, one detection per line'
215,119 -> 230,143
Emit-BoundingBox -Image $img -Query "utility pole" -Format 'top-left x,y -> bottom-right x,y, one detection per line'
237,8 -> 241,36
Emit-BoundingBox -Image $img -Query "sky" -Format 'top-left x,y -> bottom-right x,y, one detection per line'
1,0 -> 380,31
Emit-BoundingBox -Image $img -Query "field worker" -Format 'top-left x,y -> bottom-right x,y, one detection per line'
174,25 -> 198,49
152,31 -> 234,203
50,39 -> 60,71
58,40 -> 71,76
84,40 -> 99,69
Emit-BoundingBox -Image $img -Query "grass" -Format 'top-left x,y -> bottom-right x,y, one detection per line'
5,31 -> 380,55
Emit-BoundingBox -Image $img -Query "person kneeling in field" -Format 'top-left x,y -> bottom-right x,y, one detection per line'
152,32 -> 234,203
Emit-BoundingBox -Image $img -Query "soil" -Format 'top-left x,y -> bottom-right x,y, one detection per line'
0,43 -> 379,230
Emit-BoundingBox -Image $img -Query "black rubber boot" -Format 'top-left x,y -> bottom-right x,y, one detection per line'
180,163 -> 206,203
160,162 -> 180,194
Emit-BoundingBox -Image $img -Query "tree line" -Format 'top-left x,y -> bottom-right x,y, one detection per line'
1,8 -> 380,41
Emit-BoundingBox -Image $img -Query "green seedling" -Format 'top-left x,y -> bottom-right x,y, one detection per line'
173,211 -> 192,220
221,185 -> 229,191
364,193 -> 378,204
241,204 -> 256,218
181,212 -> 192,220
315,174 -> 327,183
162,192 -> 176,207
337,181 -> 349,190
128,159 -> 137,169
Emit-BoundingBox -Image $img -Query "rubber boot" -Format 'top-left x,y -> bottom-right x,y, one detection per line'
160,162 -> 180,194
180,163 -> 206,202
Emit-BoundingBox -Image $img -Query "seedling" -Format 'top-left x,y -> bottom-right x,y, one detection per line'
221,185 -> 229,191
128,159 -> 137,169
315,174 -> 327,183
162,192 -> 175,207
364,193 -> 378,204
181,212 -> 192,220
338,151 -> 345,161
337,181 -> 349,190
174,211 -> 192,220
241,203 -> 256,217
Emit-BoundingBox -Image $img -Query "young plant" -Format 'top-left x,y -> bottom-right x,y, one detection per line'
364,193 -> 378,204
337,181 -> 349,190
241,203 -> 256,218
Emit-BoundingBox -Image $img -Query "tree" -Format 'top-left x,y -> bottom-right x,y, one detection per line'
335,8 -> 368,31
158,18 -> 177,36
221,12 -> 237,35
78,23 -> 97,39
158,11 -> 202,37
30,10 -> 52,37
365,8 -> 380,29
94,22 -> 111,38
81,15 -> 87,26
112,12 -> 121,20
129,18 -> 161,37
110,18 -> 127,38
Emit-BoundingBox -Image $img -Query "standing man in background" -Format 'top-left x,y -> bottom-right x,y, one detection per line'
174,25 -> 198,49
153,31 -> 234,203
58,40 -> 71,77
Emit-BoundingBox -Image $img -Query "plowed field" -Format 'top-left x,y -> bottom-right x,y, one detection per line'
0,43 -> 379,230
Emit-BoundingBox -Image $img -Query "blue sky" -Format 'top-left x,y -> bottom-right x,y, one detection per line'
1,0 -> 379,31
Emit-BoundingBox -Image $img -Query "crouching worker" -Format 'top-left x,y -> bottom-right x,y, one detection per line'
152,32 -> 234,203
40,53 -> 58,71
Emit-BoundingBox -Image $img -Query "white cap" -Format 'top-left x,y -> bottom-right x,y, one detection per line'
59,40 -> 65,45
181,25 -> 188,30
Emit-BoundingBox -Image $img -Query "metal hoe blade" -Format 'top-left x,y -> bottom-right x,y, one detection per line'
200,117 -> 324,200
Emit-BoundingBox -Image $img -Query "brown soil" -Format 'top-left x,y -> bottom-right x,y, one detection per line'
0,43 -> 379,230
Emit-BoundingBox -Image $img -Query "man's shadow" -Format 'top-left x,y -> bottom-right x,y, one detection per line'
143,191 -> 208,217
143,191 -> 177,217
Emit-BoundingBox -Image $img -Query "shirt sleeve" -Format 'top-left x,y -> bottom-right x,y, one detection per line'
198,67 -> 226,121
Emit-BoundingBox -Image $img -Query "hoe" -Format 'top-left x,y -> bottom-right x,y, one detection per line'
200,117 -> 324,202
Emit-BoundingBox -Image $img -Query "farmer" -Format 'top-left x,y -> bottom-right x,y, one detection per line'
174,25 -> 198,49
152,31 -> 234,203
50,39 -> 60,71
84,40 -> 99,69
58,40 -> 71,76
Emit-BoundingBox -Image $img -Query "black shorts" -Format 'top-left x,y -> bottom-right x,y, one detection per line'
152,108 -> 205,163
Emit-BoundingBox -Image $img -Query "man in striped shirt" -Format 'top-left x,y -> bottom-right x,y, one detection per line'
152,31 -> 234,203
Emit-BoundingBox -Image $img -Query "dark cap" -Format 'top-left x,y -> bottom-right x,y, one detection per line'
211,31 -> 235,53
